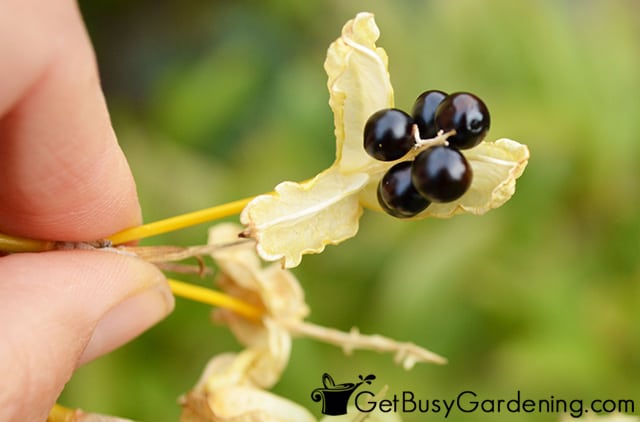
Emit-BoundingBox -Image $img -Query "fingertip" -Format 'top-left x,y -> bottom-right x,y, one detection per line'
0,250 -> 172,421
0,0 -> 142,240
79,266 -> 175,365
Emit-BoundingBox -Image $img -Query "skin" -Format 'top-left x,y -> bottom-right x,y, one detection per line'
0,1 -> 174,420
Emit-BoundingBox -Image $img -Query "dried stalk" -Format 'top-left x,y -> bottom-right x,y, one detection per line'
282,319 -> 447,368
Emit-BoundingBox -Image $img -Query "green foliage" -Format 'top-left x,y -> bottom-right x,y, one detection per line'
64,1 -> 640,420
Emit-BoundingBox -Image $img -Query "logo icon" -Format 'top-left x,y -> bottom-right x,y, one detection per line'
311,373 -> 376,416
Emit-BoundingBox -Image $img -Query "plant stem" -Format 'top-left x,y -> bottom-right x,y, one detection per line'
47,403 -> 76,422
168,279 -> 263,321
48,403 -> 135,421
108,196 -> 253,245
0,198 -> 265,314
0,233 -> 55,253
0,196 -> 255,254
284,320 -> 447,367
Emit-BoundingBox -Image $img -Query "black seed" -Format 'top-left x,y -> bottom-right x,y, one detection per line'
411,90 -> 447,139
435,92 -> 490,149
411,146 -> 472,203
363,108 -> 415,161
377,161 -> 430,218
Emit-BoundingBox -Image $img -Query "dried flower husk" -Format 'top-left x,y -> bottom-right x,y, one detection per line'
241,12 -> 529,268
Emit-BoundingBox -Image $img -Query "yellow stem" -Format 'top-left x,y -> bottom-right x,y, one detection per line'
0,233 -> 56,253
0,196 -> 254,253
168,279 -> 262,321
1,199 -> 265,316
47,403 -> 76,422
108,196 -> 253,245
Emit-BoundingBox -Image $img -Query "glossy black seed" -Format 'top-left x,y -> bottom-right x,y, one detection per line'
411,90 -> 447,139
377,161 -> 430,218
435,92 -> 490,149
412,146 -> 472,203
363,108 -> 415,161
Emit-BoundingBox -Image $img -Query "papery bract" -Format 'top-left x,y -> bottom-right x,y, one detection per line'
180,353 -> 315,422
241,169 -> 368,268
180,224 -> 315,421
240,12 -> 390,268
207,223 -> 309,387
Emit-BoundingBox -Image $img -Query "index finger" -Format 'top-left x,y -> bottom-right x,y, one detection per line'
0,0 -> 141,241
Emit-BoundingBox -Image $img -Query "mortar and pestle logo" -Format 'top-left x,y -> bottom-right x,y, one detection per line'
311,373 -> 376,415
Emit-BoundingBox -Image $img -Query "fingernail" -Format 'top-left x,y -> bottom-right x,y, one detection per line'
80,281 -> 174,365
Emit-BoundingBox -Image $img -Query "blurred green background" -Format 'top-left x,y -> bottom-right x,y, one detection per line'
62,0 -> 640,420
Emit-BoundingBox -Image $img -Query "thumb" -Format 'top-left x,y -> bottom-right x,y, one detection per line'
0,250 -> 174,421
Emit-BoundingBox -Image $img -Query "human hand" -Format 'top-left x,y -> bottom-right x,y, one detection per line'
0,1 -> 174,420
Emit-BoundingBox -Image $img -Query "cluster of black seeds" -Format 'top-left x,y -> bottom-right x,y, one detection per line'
363,90 -> 490,218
